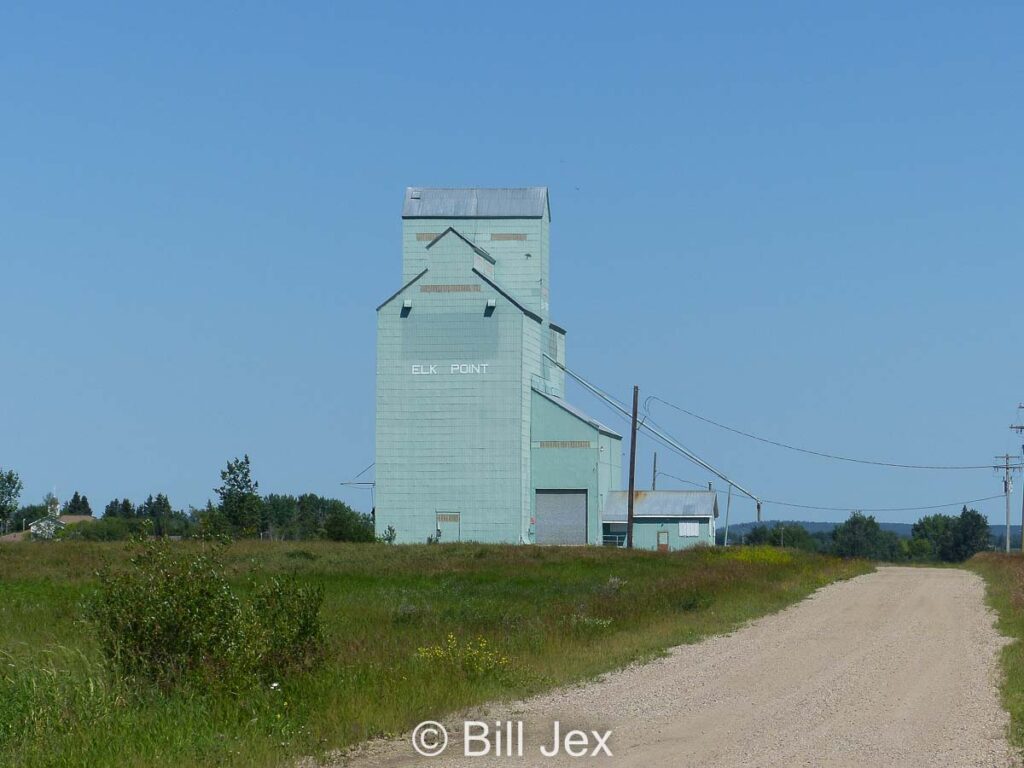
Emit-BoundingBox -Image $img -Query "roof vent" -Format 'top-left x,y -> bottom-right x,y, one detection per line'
409,189 -> 421,200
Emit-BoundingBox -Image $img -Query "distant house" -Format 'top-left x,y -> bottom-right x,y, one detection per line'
602,490 -> 718,551
29,514 -> 65,540
28,514 -> 95,541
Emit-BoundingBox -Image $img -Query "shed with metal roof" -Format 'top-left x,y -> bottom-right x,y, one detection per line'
602,491 -> 718,550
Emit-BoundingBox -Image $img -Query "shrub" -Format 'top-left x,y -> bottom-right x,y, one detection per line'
61,516 -> 147,541
249,575 -> 324,677
85,540 -> 324,692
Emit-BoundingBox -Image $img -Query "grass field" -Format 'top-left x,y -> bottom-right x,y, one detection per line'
969,552 -> 1024,751
0,541 -> 870,768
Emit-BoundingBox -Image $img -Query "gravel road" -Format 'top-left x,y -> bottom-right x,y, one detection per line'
337,567 -> 1018,768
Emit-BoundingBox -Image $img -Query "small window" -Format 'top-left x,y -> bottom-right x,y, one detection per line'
679,521 -> 700,537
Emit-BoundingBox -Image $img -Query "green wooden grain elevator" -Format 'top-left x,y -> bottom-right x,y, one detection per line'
375,187 -> 622,544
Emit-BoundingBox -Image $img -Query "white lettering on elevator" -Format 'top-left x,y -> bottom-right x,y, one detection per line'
410,363 -> 489,375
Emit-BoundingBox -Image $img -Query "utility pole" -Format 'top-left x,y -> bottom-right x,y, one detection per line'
626,385 -> 639,549
1011,410 -> 1024,552
723,484 -> 733,546
652,452 -> 657,491
996,454 -> 1020,553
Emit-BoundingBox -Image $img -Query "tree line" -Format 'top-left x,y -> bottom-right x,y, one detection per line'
734,507 -> 991,562
0,457 -> 379,542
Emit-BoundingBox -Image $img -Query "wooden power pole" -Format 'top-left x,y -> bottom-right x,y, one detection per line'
996,454 -> 1020,553
626,385 -> 639,549
1012,411 -> 1024,552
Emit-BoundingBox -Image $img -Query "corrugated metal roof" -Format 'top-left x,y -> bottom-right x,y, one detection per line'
532,388 -> 622,438
603,491 -> 719,522
403,187 -> 549,219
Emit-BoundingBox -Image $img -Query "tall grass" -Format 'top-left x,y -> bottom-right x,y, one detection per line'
0,541 -> 870,767
969,552 -> 1024,751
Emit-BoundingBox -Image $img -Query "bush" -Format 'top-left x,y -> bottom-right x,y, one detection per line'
250,575 -> 324,677
62,517 -> 147,541
85,540 -> 324,692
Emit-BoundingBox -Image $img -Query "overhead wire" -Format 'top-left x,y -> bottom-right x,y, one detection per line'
645,395 -> 1022,471
546,354 -> 761,502
552,357 -> 1010,518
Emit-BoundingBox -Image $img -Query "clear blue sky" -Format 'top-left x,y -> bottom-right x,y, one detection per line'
3,2 -> 1022,526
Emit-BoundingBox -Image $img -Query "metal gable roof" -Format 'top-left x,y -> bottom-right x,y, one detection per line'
375,268 -> 429,311
425,227 -> 495,263
403,187 -> 550,219
472,268 -> 543,323
603,491 -> 720,522
533,388 -> 622,439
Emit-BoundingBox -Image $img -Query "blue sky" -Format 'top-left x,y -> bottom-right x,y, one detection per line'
2,2 -> 1022,525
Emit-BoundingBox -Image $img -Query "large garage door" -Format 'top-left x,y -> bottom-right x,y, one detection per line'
535,490 -> 587,545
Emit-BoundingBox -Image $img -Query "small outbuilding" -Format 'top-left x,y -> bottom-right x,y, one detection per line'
29,514 -> 65,540
602,490 -> 718,551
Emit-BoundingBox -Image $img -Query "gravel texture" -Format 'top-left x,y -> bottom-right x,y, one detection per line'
336,567 -> 1018,768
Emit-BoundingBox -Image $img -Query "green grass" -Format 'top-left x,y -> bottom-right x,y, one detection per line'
968,552 -> 1024,751
0,541 -> 870,768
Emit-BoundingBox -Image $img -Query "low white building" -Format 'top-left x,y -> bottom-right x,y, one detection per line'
29,515 -> 65,540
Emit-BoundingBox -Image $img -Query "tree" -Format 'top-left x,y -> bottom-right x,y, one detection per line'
296,493 -> 326,539
264,494 -> 299,537
743,524 -> 772,545
909,507 -> 990,563
832,512 -> 900,560
323,499 -> 375,542
12,503 -> 46,532
756,522 -> 818,551
902,537 -> 934,561
138,493 -> 175,535
63,491 -> 94,517
192,501 -> 231,536
42,493 -> 58,518
912,514 -> 954,561
104,498 -> 136,519
949,506 -> 990,562
0,468 -> 23,524
215,456 -> 264,536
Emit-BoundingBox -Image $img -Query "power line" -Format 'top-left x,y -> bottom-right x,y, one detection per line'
654,471 -> 1002,514
759,494 -> 1005,514
548,355 -> 761,505
655,470 -> 712,489
646,395 -> 1022,471
556,359 -> 1007,519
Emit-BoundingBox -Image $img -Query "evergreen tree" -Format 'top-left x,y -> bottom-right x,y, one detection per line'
215,455 -> 264,536
63,491 -> 93,517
